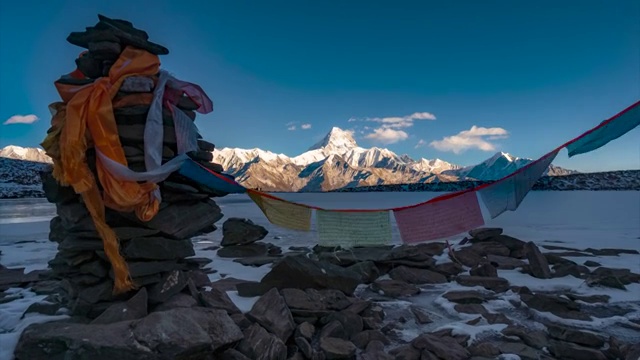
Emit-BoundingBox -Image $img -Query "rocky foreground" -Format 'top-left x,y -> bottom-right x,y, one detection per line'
2,225 -> 640,360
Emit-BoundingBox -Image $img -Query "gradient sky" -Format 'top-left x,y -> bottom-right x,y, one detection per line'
0,0 -> 638,172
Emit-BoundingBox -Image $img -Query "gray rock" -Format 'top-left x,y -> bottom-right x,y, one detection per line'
409,305 -> 433,324
147,270 -> 188,304
296,321 -> 316,340
221,218 -> 268,246
546,324 -> 605,348
320,320 -> 348,339
217,243 -> 271,258
455,275 -> 510,292
469,342 -> 501,357
295,336 -> 313,358
525,242 -> 552,279
411,333 -> 470,360
584,260 -> 601,267
14,308 -> 243,359
124,199 -> 223,239
123,237 -> 195,260
320,337 -> 357,360
434,262 -> 464,277
388,344 -> 421,360
454,303 -> 489,315
371,280 -> 420,298
487,254 -> 526,270
199,287 -> 242,315
220,348 -> 251,360
496,341 -> 541,360
234,255 -> 282,267
388,266 -> 447,284
520,293 -> 590,321
501,325 -> 548,349
350,330 -> 390,349
469,227 -> 503,241
23,301 -> 62,317
91,287 -> 148,324
451,248 -> 483,268
321,311 -> 363,338
346,261 -> 380,284
237,323 -> 287,360
470,241 -> 511,257
443,290 -> 490,304
256,255 -> 361,296
469,262 -> 498,277
119,76 -> 154,92
153,293 -> 198,312
246,287 -> 296,342
549,340 -> 607,360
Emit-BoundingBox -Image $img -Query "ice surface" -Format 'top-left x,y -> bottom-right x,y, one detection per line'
0,191 -> 639,358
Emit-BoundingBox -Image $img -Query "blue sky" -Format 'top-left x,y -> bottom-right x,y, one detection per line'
0,0 -> 638,172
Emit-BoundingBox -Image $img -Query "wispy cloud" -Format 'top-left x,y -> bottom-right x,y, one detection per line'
285,121 -> 312,131
364,128 -> 409,145
429,125 -> 509,154
352,111 -> 436,144
415,139 -> 427,149
3,114 -> 39,125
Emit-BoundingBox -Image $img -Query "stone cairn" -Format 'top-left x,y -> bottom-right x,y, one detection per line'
40,14 -> 227,318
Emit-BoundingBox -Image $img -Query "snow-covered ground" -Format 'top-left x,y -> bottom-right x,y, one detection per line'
1,191 -> 639,359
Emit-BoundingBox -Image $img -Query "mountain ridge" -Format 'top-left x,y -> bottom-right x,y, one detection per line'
1,127 -> 579,192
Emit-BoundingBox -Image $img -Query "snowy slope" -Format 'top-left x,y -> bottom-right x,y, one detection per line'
0,146 -> 52,164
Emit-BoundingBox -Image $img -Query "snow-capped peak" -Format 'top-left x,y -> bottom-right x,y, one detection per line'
308,127 -> 358,152
0,145 -> 52,163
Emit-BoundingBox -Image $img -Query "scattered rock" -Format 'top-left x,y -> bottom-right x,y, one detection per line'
147,270 -> 188,304
443,290 -> 489,304
525,242 -> 552,279
346,261 -> 380,283
217,243 -> 272,258
199,287 -> 242,315
546,324 -> 605,348
471,241 -> 511,257
296,322 -> 316,340
254,255 -> 361,296
455,275 -> 510,292
246,287 -> 296,342
237,323 -> 288,360
469,342 -> 501,357
15,308 -> 242,359
451,248 -> 483,268
454,303 -> 489,315
388,266 -> 447,284
91,287 -> 148,324
409,305 -> 433,324
319,337 -> 357,359
469,227 -> 503,241
221,218 -> 268,246
487,254 -> 526,270
496,341 -> 541,360
371,280 -> 420,297
583,260 -> 601,267
470,262 -> 498,277
549,340 -> 607,360
501,325 -> 548,349
351,330 -> 390,349
520,293 -> 590,321
153,293 -> 198,311
411,333 -> 470,360
434,262 -> 463,277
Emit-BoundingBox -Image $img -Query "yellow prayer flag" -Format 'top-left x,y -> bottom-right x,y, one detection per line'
317,210 -> 392,247
248,191 -> 312,231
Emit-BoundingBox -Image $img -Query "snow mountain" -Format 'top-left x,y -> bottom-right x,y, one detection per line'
0,145 -> 52,164
211,127 -> 576,191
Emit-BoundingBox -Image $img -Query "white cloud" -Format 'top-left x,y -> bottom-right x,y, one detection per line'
353,112 -> 435,144
301,123 -> 312,130
415,139 -> 427,148
3,114 -> 39,125
429,125 -> 509,154
364,128 -> 409,145
287,126 -> 296,131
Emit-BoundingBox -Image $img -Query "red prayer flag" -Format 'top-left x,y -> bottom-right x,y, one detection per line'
393,191 -> 485,243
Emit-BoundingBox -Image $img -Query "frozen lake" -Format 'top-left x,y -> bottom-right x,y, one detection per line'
1,191 -> 640,359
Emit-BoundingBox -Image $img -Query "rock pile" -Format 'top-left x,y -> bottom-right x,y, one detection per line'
39,14 -> 227,318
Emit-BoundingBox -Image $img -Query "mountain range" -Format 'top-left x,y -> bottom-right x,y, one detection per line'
1,128 -> 578,192
210,127 -> 577,191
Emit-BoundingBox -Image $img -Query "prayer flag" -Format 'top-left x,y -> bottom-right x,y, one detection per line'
479,150 -> 558,218
178,159 -> 246,194
248,192 -> 312,231
566,102 -> 640,157
393,191 -> 485,243
316,210 -> 392,247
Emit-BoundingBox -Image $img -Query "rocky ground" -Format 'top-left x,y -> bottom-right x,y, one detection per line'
2,224 -> 639,360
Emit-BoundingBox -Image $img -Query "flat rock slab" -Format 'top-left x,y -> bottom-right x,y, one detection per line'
388,266 -> 447,284
442,290 -> 491,304
236,323 -> 287,360
455,275 -> 510,292
371,280 -> 420,298
221,218 -> 268,246
246,288 -> 296,342
252,255 -> 361,296
14,308 -> 243,360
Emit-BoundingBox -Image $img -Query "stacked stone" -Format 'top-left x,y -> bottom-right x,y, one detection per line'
41,14 -> 226,318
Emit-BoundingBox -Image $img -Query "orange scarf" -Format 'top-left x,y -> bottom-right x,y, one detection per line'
42,46 -> 162,294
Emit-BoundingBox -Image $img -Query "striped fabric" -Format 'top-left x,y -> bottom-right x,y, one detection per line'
478,150 -> 558,218
394,191 -> 485,243
316,210 -> 392,247
248,191 -> 312,231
